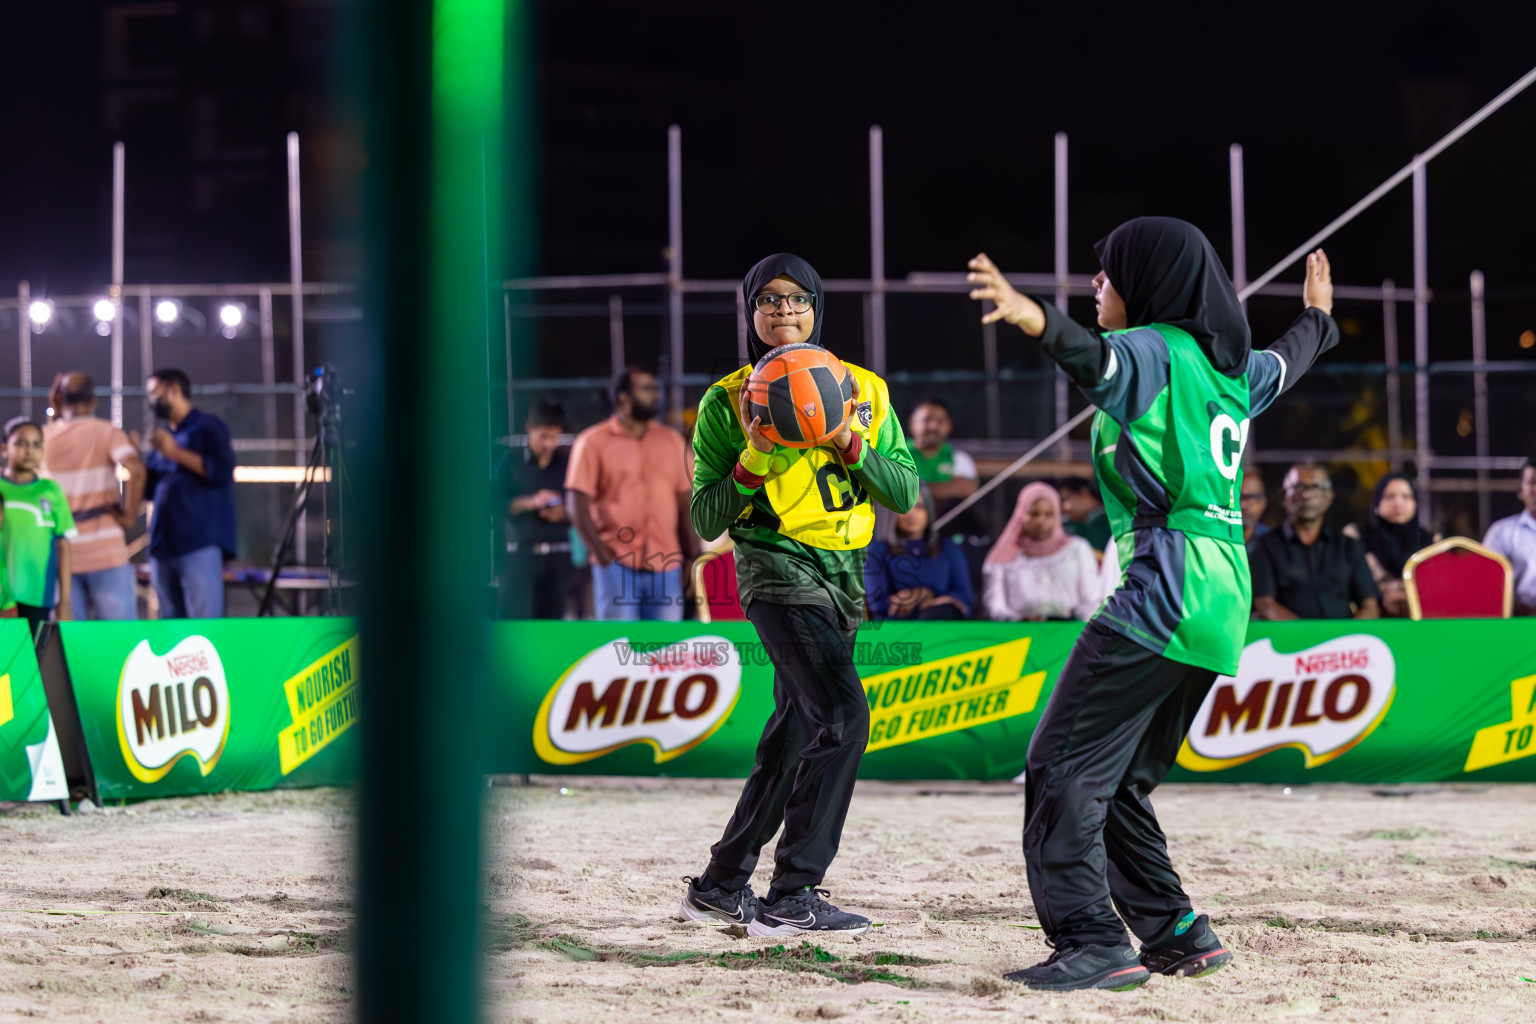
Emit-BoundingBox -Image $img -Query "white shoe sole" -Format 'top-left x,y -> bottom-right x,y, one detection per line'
677,897 -> 748,928
746,918 -> 871,938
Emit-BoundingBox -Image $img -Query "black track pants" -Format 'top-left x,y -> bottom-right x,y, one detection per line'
707,601 -> 870,892
1023,619 -> 1217,947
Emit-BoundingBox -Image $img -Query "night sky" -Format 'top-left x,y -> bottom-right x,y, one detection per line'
539,3 -> 1536,364
2,1 -> 1535,524
546,2 -> 1536,282
535,0 -> 1536,530
0,1 -> 338,291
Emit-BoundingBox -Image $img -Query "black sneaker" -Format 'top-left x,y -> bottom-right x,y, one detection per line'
677,875 -> 758,928
746,886 -> 871,937
1003,942 -> 1150,991
1140,912 -> 1233,977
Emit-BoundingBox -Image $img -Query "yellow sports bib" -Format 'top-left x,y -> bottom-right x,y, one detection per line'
714,361 -> 892,551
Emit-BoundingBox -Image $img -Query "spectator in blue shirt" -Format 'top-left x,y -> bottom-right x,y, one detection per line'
144,369 -> 236,618
1484,457 -> 1536,616
865,484 -> 973,620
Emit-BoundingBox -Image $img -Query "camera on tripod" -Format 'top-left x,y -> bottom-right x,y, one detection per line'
306,364 -> 342,430
261,364 -> 348,616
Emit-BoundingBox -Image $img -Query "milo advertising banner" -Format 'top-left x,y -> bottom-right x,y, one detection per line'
491,621 -> 1075,780
489,619 -> 1536,784
0,620 -> 68,802
1167,620 -> 1536,783
60,620 -> 358,801
501,623 -> 1073,780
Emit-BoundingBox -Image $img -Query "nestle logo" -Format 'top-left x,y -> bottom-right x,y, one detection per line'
165,651 -> 211,676
1295,648 -> 1369,675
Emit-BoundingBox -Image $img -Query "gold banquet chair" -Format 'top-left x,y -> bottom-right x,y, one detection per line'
692,547 -> 746,625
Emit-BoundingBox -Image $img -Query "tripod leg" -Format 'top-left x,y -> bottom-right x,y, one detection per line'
260,432 -> 326,616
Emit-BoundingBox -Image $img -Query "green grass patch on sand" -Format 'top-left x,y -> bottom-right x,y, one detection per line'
536,936 -> 930,986
1369,828 -> 1431,841
486,913 -> 545,954
147,887 -> 226,903
860,951 -> 942,967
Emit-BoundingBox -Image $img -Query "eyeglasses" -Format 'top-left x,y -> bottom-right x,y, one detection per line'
753,291 -> 815,314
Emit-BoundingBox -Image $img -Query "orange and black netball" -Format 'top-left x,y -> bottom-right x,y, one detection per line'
744,343 -> 856,449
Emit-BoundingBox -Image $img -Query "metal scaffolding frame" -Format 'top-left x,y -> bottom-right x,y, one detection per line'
0,279 -> 349,447
0,131 -> 359,567
497,190 -> 1492,488
6,75 -> 1530,539
2,134 -> 328,438
499,64 -> 1536,535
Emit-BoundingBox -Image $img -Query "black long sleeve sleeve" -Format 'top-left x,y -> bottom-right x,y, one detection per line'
1262,307 -> 1339,394
1037,299 -> 1339,400
1036,302 -> 1110,387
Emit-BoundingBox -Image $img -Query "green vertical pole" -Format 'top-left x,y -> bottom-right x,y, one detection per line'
356,1 -> 507,1022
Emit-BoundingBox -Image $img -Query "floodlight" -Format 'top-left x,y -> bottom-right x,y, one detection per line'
27,300 -> 53,329
93,298 -> 116,323
216,302 -> 247,339
154,298 -> 181,325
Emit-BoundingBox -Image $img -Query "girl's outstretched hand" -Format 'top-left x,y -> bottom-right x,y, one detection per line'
1304,249 -> 1333,317
967,253 -> 1047,337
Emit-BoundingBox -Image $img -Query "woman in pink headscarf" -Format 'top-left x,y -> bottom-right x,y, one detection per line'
983,481 -> 1101,621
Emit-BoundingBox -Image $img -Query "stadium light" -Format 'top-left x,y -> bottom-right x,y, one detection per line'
218,302 -> 246,339
27,299 -> 54,334
93,298 -> 117,337
154,298 -> 181,325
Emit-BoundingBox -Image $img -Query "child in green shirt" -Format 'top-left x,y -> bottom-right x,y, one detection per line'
0,418 -> 75,636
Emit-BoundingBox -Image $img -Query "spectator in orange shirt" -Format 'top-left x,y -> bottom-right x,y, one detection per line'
566,368 -> 696,621
42,373 -> 146,619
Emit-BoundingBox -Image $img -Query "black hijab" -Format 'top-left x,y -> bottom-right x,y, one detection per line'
741,253 -> 825,364
1361,472 -> 1433,577
1093,216 -> 1251,377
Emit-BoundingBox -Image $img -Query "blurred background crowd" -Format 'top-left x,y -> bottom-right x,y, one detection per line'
499,368 -> 1536,625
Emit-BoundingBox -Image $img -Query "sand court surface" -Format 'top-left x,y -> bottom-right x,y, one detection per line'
0,789 -> 352,1022
1,777 -> 1531,1021
495,777 -> 1536,1023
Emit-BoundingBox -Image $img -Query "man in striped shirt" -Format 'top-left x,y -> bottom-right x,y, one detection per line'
41,373 -> 146,620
